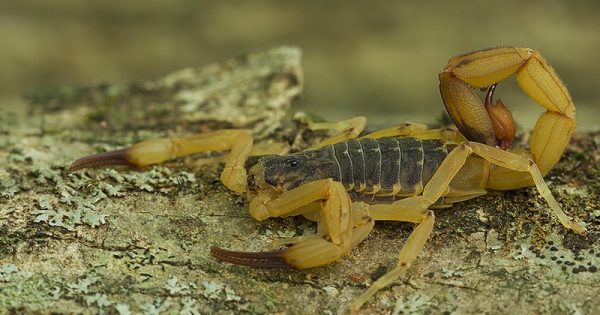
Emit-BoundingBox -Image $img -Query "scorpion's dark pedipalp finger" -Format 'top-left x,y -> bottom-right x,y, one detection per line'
68,149 -> 135,172
209,246 -> 295,269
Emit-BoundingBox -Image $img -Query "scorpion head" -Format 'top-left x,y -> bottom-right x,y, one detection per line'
247,150 -> 337,194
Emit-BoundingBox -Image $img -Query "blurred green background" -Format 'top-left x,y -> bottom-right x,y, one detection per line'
1,0 -> 598,129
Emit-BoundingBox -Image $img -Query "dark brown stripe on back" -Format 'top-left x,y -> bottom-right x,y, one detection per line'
421,140 -> 448,186
398,138 -> 424,195
359,138 -> 381,193
333,141 -> 354,189
347,140 -> 366,191
376,137 -> 400,194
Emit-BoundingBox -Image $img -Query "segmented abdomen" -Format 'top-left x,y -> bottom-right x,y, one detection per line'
328,137 -> 450,198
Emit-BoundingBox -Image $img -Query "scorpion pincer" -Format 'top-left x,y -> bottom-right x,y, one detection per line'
69,47 -> 585,313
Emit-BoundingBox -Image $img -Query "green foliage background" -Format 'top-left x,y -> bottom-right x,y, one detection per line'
2,0 -> 599,127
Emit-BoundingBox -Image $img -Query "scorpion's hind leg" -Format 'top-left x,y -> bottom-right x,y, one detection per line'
349,208 -> 434,313
467,142 -> 586,234
348,141 -> 480,312
350,138 -> 566,312
69,129 -> 253,193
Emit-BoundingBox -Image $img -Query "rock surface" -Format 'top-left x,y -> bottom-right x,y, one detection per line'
0,47 -> 598,314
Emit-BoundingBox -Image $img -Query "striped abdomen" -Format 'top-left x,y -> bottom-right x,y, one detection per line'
324,137 -> 451,198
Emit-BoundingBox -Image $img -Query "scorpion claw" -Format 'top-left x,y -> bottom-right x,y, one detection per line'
209,246 -> 295,269
68,149 -> 134,172
212,236 -> 349,270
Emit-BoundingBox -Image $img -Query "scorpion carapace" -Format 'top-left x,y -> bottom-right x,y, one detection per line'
69,47 -> 585,313
248,137 -> 461,203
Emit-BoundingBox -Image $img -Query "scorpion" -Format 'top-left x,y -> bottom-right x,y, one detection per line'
69,47 -> 586,313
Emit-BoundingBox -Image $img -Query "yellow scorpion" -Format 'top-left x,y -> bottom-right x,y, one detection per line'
69,47 -> 585,313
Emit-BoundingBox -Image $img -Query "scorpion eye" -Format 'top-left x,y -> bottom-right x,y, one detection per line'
247,174 -> 258,191
287,158 -> 300,168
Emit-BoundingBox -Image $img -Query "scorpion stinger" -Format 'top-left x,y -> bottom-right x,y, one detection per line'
483,83 -> 516,150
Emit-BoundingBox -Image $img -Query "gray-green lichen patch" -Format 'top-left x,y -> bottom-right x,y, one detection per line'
0,47 -> 599,314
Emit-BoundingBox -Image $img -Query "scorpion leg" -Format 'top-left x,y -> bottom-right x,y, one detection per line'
408,128 -> 466,143
351,136 -> 582,311
467,142 -> 585,234
362,123 -> 467,146
350,209 -> 434,314
350,138 -> 559,311
69,130 -> 253,194
349,142 -> 476,312
249,140 -> 290,156
307,116 -> 367,149
360,122 -> 428,139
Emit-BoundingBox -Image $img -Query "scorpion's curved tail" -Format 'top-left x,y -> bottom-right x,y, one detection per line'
439,47 -> 575,189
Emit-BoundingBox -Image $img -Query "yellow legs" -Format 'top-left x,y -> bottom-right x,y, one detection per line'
70,130 -> 253,194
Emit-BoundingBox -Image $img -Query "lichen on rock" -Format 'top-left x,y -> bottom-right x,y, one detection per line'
0,46 -> 598,314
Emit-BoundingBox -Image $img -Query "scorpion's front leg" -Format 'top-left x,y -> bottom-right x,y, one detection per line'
211,179 -> 376,268
69,130 -> 253,193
